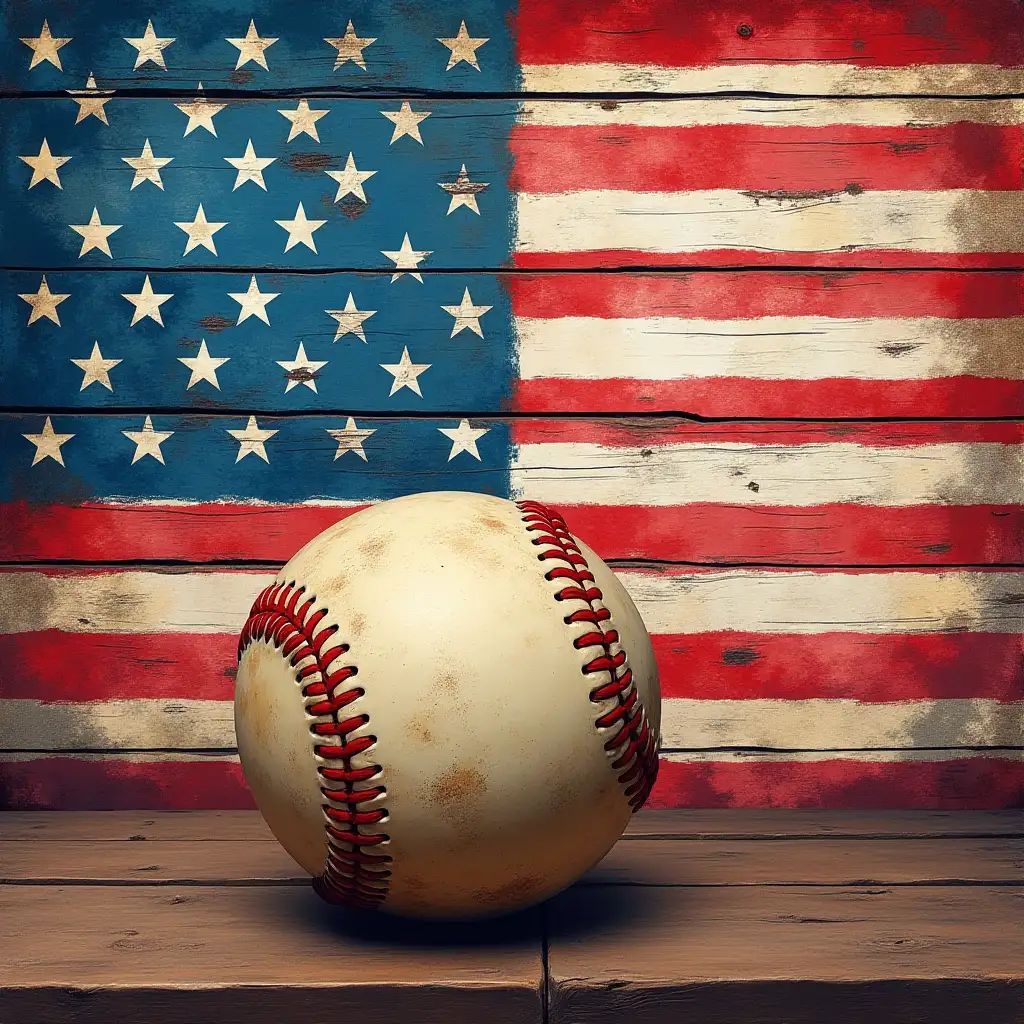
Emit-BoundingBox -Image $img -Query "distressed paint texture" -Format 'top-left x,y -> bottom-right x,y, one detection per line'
1,1 -> 1021,810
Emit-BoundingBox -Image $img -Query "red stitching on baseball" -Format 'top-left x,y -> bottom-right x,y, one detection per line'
238,581 -> 391,909
517,500 -> 659,811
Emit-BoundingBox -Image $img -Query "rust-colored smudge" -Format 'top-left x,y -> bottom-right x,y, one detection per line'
742,183 -> 864,204
284,367 -> 319,384
349,613 -> 366,638
357,532 -> 394,570
288,152 -> 334,173
600,100 -> 618,111
199,315 -> 234,332
471,875 -> 544,906
338,195 -> 369,220
479,515 -> 507,534
229,69 -> 253,85
429,763 -> 486,810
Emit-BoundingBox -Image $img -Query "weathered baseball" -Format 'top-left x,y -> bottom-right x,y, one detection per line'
235,490 -> 661,920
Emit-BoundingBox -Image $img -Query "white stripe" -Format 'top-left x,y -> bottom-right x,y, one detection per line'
514,190 -> 1024,255
0,569 -> 1019,636
514,316 -> 1024,382
660,748 -> 1024,764
615,569 -> 1023,635
520,63 -> 1024,97
511,441 -> 1024,507
659,698 -> 1024,751
520,97 -> 1024,129
4,696 -> 1019,752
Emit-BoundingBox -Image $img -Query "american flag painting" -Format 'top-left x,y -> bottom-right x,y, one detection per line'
1,0 -> 1022,811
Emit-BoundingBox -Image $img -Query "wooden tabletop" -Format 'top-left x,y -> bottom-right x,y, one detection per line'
1,810 -> 1022,1023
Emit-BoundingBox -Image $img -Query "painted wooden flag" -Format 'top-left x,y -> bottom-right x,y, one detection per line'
2,0 -> 1022,810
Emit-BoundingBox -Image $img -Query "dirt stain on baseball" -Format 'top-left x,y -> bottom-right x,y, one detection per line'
358,531 -> 394,569
429,763 -> 486,812
405,714 -> 436,746
471,874 -> 544,906
432,670 -> 460,696
479,515 -> 509,535
348,612 -> 367,639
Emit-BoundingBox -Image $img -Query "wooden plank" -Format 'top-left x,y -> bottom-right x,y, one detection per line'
6,0 -> 1024,96
547,884 -> 1024,1024
4,809 -> 1023,843
2,416 -> 1021,565
2,836 -> 1021,887
5,269 -> 1024,419
7,98 -> 1024,270
0,885 -> 544,1024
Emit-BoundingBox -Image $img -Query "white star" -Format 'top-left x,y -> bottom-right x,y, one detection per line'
19,276 -> 70,326
278,98 -> 329,143
123,415 -> 174,465
326,417 -> 376,461
438,21 -> 488,71
226,20 -> 277,70
19,138 -> 71,189
67,74 -> 115,124
277,342 -> 327,393
125,20 -> 175,70
225,139 -> 275,191
380,347 -> 430,397
275,202 -> 326,253
325,21 -> 376,70
71,342 -> 121,391
69,208 -> 121,258
229,276 -> 278,325
227,415 -> 278,463
439,164 -> 488,215
326,293 -> 375,342
178,339 -> 229,390
380,101 -> 431,145
381,233 -> 431,282
442,288 -> 492,338
175,204 -> 227,256
325,153 -> 376,203
174,83 -> 227,137
122,138 -> 172,190
439,419 -> 490,461
121,275 -> 174,326
21,20 -> 71,70
23,417 -> 74,466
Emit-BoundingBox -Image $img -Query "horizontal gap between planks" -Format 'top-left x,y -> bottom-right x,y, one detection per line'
1,558 -> 1022,571
3,89 -> 1024,102
2,407 -> 1023,426
7,265 -> 1024,277
5,746 -> 1023,756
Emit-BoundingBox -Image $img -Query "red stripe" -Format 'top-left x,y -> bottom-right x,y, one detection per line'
562,503 -> 1024,564
511,124 -> 1024,194
511,418 -> 1024,446
0,632 -> 238,701
513,377 -> 1024,419
512,250 -> 1024,270
508,271 -> 1024,320
648,757 -> 1024,809
655,632 -> 1024,702
0,758 -> 255,811
4,755 -> 1021,810
4,630 -> 1018,704
515,0 -> 1024,69
3,503 -> 1020,564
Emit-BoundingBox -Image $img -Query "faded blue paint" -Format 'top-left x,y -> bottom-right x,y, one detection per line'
1,97 -> 516,268
1,271 -> 516,412
2,0 -> 520,94
0,413 -> 512,503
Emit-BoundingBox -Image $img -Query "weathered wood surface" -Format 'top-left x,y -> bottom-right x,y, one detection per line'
5,269 -> 1024,417
0,809 -> 1020,1024
7,98 -> 1024,269
5,0 -> 1024,95
7,808 -> 1024,841
2,417 -> 1021,564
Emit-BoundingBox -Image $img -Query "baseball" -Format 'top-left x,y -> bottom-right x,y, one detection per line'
235,490 -> 661,920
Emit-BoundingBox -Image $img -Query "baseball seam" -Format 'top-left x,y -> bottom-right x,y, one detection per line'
238,580 -> 391,909
518,500 -> 659,811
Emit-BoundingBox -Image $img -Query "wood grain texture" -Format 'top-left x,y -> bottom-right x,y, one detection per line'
547,884 -> 1024,1024
3,836 -> 1021,887
0,885 -> 544,1024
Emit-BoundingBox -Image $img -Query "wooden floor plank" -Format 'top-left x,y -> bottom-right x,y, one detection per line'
2,837 -> 1021,887
4,809 -> 1023,843
547,884 -> 1024,1024
0,885 -> 543,1024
